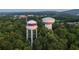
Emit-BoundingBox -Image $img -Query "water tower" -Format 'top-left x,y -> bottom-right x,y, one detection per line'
26,20 -> 38,47
19,15 -> 27,19
42,17 -> 55,29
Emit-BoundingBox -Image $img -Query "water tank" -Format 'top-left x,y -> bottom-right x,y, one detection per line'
26,20 -> 38,30
42,17 -> 55,29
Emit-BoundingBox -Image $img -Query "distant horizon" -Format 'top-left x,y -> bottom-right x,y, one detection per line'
0,9 -> 71,12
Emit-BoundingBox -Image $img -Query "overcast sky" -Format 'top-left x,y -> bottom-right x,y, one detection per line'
0,9 -> 71,12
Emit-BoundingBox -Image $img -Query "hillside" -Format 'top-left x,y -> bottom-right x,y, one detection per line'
63,9 -> 79,16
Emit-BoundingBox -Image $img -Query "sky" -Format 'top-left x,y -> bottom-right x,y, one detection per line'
0,9 -> 71,12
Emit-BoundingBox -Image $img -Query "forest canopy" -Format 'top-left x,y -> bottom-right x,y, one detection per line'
0,15 -> 79,50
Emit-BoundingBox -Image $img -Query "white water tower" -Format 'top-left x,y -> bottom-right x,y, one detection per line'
26,20 -> 38,47
42,17 -> 55,29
